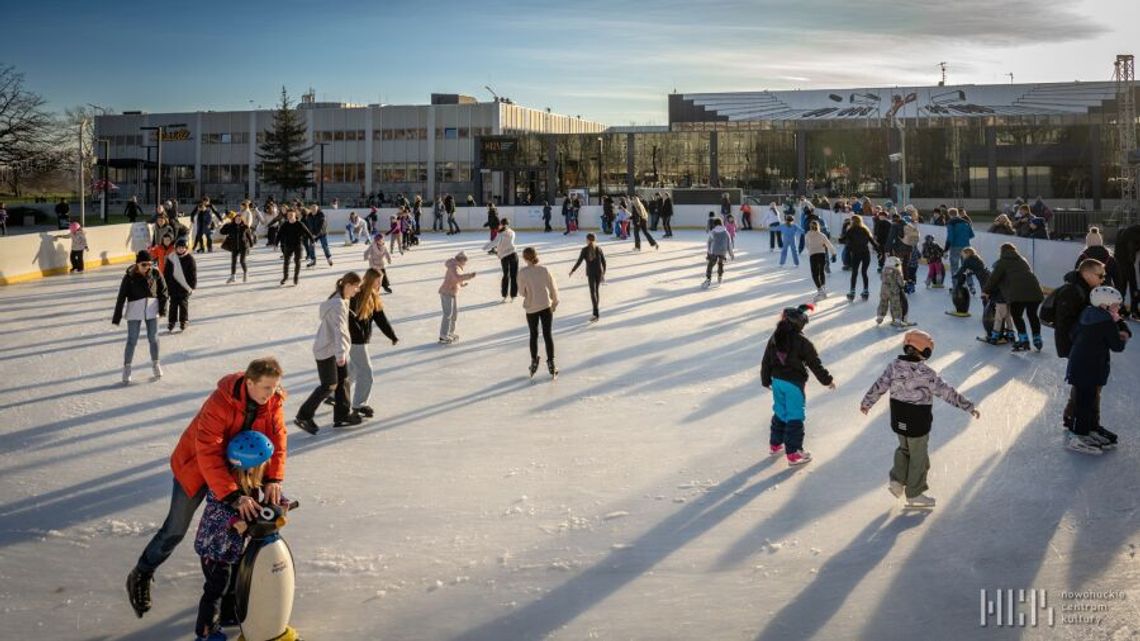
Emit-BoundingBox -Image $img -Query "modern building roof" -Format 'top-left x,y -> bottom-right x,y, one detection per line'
669,81 -> 1127,126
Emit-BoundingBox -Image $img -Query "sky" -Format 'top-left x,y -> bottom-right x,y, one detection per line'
4,0 -> 1138,125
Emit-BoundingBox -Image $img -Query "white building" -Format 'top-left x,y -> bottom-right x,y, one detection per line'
95,92 -> 605,207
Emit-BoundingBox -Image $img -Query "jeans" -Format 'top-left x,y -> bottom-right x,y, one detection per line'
136,479 -> 206,574
1009,301 -> 1041,338
348,343 -> 373,408
433,214 -> 444,231
169,297 -> 189,328
297,356 -> 350,421
440,294 -> 458,338
346,225 -> 359,243
125,318 -> 159,365
649,212 -> 660,231
890,433 -> 931,498
196,558 -> 238,637
948,248 -> 970,288
662,215 -> 673,236
779,241 -> 799,266
317,235 -> 331,260
526,307 -> 554,361
849,251 -> 871,291
501,253 -> 519,299
809,253 -> 828,288
448,215 -> 460,233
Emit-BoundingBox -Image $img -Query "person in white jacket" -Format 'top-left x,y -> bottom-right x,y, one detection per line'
362,232 -> 393,293
294,272 -> 362,434
494,219 -> 519,302
345,211 -> 369,245
762,203 -> 783,252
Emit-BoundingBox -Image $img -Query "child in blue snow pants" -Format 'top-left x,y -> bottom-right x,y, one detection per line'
770,378 -> 806,454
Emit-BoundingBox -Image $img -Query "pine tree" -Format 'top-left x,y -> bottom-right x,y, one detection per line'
256,87 -> 312,198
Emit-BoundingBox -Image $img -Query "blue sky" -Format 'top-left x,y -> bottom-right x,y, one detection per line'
5,0 -> 1137,124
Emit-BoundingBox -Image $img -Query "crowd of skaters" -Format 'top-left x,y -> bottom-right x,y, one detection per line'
82,187 -> 1140,639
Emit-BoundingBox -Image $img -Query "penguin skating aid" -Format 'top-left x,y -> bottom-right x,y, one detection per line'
233,500 -> 302,641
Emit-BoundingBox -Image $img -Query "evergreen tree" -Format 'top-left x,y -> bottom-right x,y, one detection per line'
256,87 -> 312,198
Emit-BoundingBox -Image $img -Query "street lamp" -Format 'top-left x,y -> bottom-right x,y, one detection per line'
596,136 -> 603,205
97,138 -> 111,223
314,142 -> 329,205
140,123 -> 186,214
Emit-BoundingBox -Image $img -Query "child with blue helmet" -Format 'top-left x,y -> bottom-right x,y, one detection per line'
192,431 -> 276,641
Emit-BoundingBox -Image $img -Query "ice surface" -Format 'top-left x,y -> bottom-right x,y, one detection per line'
1,230 -> 1138,640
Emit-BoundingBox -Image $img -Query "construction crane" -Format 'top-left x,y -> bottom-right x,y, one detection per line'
1114,54 -> 1137,224
484,85 -> 499,102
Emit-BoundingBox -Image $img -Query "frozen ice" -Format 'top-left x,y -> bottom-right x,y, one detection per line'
0,230 -> 1138,640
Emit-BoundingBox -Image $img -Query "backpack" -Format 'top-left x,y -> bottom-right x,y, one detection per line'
1039,284 -> 1066,328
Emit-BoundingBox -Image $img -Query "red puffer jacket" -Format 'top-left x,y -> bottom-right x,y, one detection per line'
170,373 -> 287,501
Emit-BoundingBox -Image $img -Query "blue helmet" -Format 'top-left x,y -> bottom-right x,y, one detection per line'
226,431 -> 274,469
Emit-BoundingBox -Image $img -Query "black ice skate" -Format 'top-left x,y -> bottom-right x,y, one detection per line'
529,357 -> 540,379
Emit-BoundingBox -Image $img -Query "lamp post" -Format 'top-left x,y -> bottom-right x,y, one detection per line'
314,142 -> 329,205
143,145 -> 156,205
596,136 -> 603,205
140,123 -> 186,213
97,138 -> 110,223
79,117 -> 89,227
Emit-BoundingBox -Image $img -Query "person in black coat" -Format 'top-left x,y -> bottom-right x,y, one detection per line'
1065,287 -> 1130,452
483,204 -> 500,245
124,196 -> 143,223
163,238 -> 198,332
872,211 -> 892,271
190,198 -> 221,253
308,206 -> 333,266
278,209 -> 316,286
542,201 -> 553,232
112,250 -> 169,383
569,233 -> 607,321
219,214 -> 256,283
1052,260 -> 1111,432
839,215 -> 878,297
660,194 -> 674,238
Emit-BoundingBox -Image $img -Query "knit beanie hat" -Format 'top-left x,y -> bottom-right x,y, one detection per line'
135,250 -> 152,263
175,237 -> 188,248
1085,228 -> 1104,247
780,303 -> 814,331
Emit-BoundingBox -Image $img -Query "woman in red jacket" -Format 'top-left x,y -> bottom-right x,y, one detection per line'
126,357 -> 287,620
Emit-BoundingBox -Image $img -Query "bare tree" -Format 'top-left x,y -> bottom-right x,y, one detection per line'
0,64 -> 63,196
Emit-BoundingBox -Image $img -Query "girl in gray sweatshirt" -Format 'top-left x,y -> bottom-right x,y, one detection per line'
294,272 -> 363,434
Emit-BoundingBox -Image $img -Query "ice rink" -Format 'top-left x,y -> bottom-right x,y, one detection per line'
1,229 -> 1138,641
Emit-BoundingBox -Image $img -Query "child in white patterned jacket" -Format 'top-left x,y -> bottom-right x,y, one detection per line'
860,330 -> 980,510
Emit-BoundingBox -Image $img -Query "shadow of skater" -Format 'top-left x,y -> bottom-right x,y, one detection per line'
451,460 -> 795,641
754,512 -> 928,641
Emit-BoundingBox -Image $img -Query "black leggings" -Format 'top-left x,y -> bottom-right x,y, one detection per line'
849,251 -> 871,291
196,558 -> 238,637
769,227 -> 783,249
633,220 -> 656,249
809,253 -> 828,288
706,255 -> 725,279
587,274 -> 601,317
501,253 -> 519,299
230,249 -> 247,276
169,296 -> 189,327
297,356 -> 350,421
526,308 -> 554,361
1009,301 -> 1041,337
282,247 -> 301,283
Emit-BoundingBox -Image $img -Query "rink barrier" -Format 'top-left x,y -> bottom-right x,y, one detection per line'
0,208 -> 1089,289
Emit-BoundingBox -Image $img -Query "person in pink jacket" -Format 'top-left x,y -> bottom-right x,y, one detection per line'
438,251 -> 476,344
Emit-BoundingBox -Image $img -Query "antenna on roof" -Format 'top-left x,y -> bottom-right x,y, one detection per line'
1006,72 -> 1014,85
937,62 -> 947,87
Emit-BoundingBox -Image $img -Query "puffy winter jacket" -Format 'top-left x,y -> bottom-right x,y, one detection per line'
944,217 -> 975,249
1074,246 -> 1116,289
839,224 -> 877,254
170,372 -> 287,501
278,220 -> 315,251
1066,307 -> 1129,387
112,265 -> 168,324
860,354 -> 975,437
984,246 -> 1043,303
708,225 -> 734,257
953,254 -> 990,289
760,331 -> 833,389
1052,270 -> 1093,358
164,251 -> 198,298
219,221 -> 255,253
